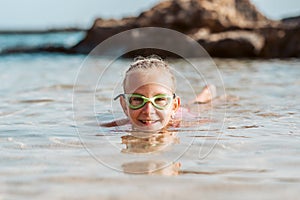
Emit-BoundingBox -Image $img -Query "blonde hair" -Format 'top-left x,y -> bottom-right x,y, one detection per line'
123,55 -> 176,92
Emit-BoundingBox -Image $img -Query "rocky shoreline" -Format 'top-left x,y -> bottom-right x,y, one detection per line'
2,0 -> 300,58
0,27 -> 87,34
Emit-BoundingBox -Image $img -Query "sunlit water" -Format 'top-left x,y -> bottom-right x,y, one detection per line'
0,36 -> 300,199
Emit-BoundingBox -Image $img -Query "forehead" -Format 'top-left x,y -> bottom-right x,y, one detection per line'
124,68 -> 174,93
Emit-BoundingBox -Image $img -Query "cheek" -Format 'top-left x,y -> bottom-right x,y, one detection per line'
159,109 -> 172,121
127,110 -> 140,119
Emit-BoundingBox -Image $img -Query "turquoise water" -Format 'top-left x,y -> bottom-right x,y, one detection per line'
0,34 -> 300,199
0,32 -> 85,52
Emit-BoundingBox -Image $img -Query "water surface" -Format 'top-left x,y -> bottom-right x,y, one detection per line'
0,48 -> 299,199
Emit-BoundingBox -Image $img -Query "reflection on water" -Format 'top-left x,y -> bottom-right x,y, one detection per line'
122,161 -> 181,176
1,55 -> 300,199
121,131 -> 181,175
121,131 -> 179,154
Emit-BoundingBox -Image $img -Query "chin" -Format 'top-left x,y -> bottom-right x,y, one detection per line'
133,121 -> 166,132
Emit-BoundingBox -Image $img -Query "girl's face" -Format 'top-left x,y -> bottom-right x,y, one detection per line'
120,69 -> 180,132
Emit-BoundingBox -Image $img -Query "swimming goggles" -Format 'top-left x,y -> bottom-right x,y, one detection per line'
114,93 -> 175,110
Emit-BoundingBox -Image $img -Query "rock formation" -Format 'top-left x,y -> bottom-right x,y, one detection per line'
2,0 -> 300,58
70,0 -> 300,58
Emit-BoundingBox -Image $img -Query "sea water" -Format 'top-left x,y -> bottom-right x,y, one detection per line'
0,33 -> 300,199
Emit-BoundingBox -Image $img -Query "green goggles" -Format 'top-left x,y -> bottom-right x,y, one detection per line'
114,93 -> 175,110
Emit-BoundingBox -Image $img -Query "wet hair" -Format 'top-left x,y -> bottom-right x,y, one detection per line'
123,55 -> 176,91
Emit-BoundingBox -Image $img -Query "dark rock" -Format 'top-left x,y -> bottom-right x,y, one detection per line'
258,26 -> 300,58
282,15 -> 300,26
194,30 -> 265,58
0,45 -> 76,55
70,0 -> 274,58
134,0 -> 269,32
71,18 -> 137,54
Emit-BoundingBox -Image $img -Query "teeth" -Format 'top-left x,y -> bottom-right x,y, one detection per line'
140,120 -> 157,124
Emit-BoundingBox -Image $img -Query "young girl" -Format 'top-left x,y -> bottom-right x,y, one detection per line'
101,56 -> 216,131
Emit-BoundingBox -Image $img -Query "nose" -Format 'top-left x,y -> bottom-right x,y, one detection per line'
141,101 -> 156,114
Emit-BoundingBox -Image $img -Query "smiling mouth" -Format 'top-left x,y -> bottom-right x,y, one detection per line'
138,119 -> 159,125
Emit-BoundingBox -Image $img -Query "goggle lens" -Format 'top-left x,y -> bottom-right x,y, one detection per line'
115,94 -> 175,110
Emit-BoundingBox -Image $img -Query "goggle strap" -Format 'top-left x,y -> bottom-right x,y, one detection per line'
113,94 -> 124,101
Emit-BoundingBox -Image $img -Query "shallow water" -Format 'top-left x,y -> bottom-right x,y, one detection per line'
0,53 -> 300,199
0,32 -> 85,52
